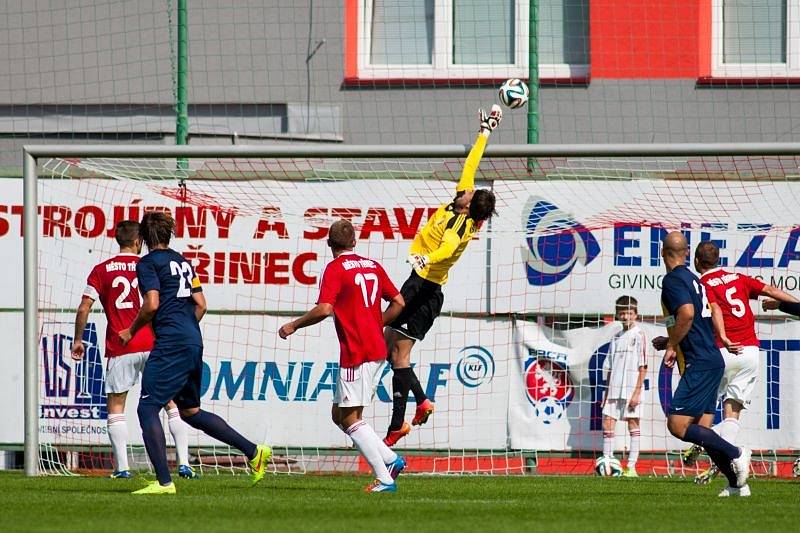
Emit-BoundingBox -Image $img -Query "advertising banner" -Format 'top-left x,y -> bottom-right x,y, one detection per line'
32,314 -> 511,449
508,320 -> 800,451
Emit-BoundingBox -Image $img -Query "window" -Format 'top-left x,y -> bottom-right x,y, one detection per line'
711,0 -> 800,77
353,0 -> 589,81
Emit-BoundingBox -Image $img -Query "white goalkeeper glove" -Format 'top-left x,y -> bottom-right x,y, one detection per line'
479,104 -> 503,135
407,254 -> 429,271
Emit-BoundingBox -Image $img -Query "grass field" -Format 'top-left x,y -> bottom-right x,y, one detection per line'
0,471 -> 796,532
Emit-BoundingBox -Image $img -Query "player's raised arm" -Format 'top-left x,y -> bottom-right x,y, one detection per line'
455,106 -> 503,194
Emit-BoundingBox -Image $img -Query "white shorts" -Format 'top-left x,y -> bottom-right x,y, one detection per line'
718,345 -> 759,408
333,361 -> 385,408
602,398 -> 641,420
105,352 -> 149,394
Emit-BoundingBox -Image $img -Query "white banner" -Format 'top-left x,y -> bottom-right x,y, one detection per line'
491,179 -> 800,314
32,314 -> 511,449
0,179 -> 488,313
508,319 -> 800,451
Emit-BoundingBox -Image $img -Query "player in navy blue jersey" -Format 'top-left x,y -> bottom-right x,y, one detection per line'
654,231 -> 752,497
120,212 -> 271,495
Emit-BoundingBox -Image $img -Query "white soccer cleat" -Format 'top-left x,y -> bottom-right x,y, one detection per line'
718,484 -> 751,498
730,447 -> 752,488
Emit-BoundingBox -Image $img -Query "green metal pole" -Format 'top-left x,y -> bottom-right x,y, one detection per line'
176,0 -> 189,169
527,0 -> 539,171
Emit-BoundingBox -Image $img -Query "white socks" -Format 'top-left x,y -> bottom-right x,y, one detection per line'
107,414 -> 129,472
603,431 -> 614,458
167,407 -> 190,466
628,429 -> 641,468
345,420 -> 395,485
714,417 -> 741,445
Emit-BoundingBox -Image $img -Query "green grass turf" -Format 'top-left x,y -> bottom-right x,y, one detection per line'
0,471 -> 796,533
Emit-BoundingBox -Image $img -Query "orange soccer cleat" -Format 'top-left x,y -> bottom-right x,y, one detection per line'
383,422 -> 411,447
411,399 -> 435,426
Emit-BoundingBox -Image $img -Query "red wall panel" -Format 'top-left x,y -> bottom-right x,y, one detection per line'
591,0 -> 706,78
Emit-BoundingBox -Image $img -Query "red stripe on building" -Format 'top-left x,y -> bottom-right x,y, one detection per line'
343,0 -> 358,80
591,0 -> 702,78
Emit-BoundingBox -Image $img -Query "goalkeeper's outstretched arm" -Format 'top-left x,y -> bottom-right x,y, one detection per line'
456,105 -> 502,193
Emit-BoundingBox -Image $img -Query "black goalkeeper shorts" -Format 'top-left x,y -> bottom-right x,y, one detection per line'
388,270 -> 444,341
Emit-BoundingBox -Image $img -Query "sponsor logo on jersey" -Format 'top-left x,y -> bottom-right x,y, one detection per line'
455,346 -> 495,388
522,197 -> 600,287
40,323 -> 107,420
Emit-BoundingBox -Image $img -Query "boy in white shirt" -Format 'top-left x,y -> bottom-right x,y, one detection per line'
601,295 -> 649,477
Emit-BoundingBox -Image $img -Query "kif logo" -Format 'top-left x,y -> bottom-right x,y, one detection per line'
455,346 -> 495,388
40,323 -> 107,420
522,197 -> 600,286
524,349 -> 575,425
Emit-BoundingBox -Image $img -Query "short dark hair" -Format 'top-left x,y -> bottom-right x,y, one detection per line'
695,241 -> 720,271
469,189 -> 497,222
327,219 -> 356,250
615,295 -> 638,313
115,220 -> 140,248
139,211 -> 174,249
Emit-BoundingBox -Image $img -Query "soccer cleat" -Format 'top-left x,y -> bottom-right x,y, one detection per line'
793,457 -> 800,477
249,444 -> 272,487
730,447 -> 752,488
718,484 -> 751,498
682,444 -> 703,467
478,105 -> 503,135
386,455 -> 407,480
383,422 -> 411,447
110,470 -> 133,479
694,465 -> 719,485
178,464 -> 199,479
131,481 -> 176,495
411,399 -> 435,426
365,479 -> 397,493
622,467 -> 638,478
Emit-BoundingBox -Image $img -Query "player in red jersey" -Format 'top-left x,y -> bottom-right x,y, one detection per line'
279,220 -> 406,492
684,241 -> 798,484
70,220 -> 195,479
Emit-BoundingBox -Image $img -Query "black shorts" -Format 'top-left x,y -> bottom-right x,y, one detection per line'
388,271 -> 444,341
140,344 -> 203,409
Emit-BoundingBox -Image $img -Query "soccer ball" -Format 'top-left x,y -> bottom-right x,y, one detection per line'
594,456 -> 623,477
498,78 -> 529,109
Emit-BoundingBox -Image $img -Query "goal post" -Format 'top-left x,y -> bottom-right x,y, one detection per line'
22,143 -> 800,477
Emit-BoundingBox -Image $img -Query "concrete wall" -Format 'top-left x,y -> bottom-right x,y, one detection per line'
1,0 -> 799,168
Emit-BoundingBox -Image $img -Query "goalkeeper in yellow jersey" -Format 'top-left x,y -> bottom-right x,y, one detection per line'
383,105 -> 502,447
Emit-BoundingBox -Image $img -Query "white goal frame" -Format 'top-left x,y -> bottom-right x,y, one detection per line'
22,141 -> 800,476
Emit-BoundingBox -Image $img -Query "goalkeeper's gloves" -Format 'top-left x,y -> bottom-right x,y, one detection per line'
407,254 -> 429,271
479,104 -> 503,135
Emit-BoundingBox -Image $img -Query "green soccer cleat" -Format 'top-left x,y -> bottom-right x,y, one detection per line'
694,465 -> 720,485
622,467 -> 638,478
249,444 -> 272,487
682,444 -> 703,466
131,481 -> 176,495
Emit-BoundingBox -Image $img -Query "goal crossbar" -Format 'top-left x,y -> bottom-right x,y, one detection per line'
22,142 -> 800,476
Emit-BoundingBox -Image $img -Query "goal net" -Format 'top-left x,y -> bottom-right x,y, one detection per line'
27,147 -> 800,477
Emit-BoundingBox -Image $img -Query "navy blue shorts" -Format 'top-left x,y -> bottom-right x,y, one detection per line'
669,366 -> 724,418
140,344 -> 203,409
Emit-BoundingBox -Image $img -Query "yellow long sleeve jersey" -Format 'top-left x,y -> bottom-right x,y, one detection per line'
409,132 -> 488,286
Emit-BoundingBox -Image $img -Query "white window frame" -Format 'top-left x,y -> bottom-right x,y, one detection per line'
357,0 -> 589,80
711,0 -> 800,77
